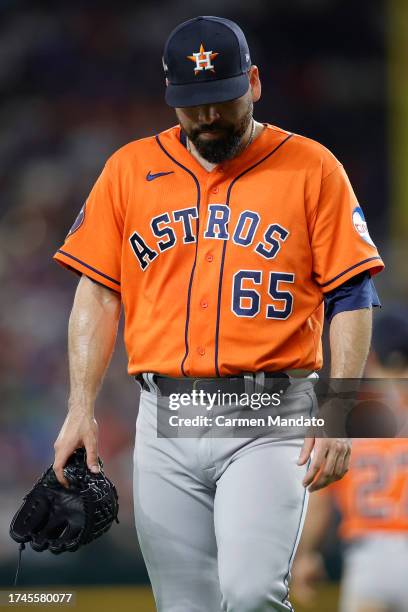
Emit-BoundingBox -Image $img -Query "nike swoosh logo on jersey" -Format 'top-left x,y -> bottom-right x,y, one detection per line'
146,170 -> 174,181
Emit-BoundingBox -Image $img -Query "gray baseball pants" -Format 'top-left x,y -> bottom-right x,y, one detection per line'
133,375 -> 316,611
340,534 -> 408,612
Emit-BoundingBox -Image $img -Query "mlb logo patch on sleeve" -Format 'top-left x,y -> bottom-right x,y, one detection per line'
67,203 -> 86,237
352,205 -> 375,246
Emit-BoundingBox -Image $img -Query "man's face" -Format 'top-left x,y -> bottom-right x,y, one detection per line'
175,91 -> 253,164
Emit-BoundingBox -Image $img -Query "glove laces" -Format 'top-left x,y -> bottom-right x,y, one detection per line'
13,542 -> 25,586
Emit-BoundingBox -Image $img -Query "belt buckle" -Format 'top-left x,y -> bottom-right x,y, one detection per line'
192,377 -> 217,394
192,378 -> 202,392
192,378 -> 212,391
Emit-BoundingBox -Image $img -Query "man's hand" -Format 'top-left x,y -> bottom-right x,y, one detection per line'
297,437 -> 351,491
53,411 -> 99,488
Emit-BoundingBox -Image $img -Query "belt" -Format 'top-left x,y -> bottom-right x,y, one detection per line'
135,371 -> 312,396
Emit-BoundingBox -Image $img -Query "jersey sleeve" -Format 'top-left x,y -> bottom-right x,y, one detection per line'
53,158 -> 123,293
311,164 -> 384,293
324,271 -> 381,322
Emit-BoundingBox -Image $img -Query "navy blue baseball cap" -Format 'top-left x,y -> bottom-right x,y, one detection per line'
163,16 -> 252,108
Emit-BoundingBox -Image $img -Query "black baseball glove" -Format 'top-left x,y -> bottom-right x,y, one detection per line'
10,447 -> 119,555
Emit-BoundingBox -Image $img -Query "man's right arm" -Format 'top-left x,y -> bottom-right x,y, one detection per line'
53,274 -> 121,487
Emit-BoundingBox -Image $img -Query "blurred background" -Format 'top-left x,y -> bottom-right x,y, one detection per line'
0,0 -> 407,610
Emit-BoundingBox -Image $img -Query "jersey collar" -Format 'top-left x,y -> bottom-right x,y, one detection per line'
159,123 -> 280,179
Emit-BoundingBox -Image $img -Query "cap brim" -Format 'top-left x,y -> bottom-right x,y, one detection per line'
165,73 -> 250,108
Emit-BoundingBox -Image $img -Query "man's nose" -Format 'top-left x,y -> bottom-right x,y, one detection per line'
197,105 -> 221,124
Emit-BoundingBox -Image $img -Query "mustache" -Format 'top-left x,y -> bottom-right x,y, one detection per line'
192,123 -> 232,136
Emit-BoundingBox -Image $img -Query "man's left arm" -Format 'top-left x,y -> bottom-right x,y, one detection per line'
329,307 -> 372,377
298,306 -> 373,491
298,151 -> 385,491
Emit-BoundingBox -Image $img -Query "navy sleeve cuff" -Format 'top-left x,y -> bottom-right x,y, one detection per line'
324,271 -> 381,323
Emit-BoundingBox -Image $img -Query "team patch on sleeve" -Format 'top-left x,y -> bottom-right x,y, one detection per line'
352,205 -> 375,246
67,202 -> 86,237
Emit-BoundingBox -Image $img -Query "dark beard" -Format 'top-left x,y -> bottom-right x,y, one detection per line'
187,105 -> 253,164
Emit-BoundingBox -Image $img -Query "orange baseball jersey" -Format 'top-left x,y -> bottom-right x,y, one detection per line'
53,123 -> 384,377
329,439 -> 408,539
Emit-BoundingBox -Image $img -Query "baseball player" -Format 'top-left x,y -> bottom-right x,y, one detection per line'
51,16 -> 384,612
292,438 -> 408,612
292,310 -> 408,612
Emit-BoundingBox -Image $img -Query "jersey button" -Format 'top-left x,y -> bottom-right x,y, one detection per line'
206,254 -> 214,263
211,186 -> 219,194
200,300 -> 208,309
197,346 -> 205,356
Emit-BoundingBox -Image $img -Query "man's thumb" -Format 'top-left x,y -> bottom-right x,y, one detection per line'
297,437 -> 314,465
86,446 -> 100,473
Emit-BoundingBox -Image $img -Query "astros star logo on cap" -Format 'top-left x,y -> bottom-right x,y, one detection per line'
187,43 -> 219,75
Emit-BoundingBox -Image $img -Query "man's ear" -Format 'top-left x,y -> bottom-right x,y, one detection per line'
249,65 -> 261,103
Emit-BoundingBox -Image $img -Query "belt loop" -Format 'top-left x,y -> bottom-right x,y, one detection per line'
254,371 -> 265,394
142,373 -> 159,394
243,372 -> 255,396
